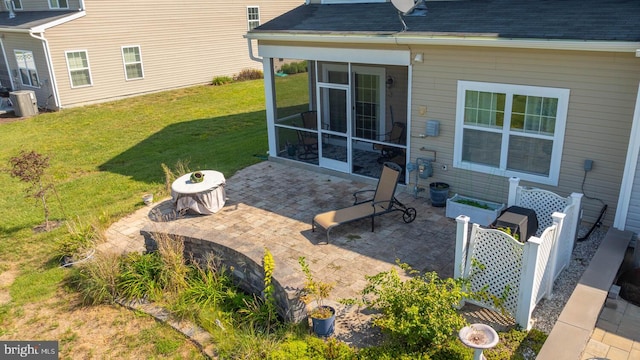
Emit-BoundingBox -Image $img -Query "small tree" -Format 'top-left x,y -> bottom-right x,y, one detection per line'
8,150 -> 61,231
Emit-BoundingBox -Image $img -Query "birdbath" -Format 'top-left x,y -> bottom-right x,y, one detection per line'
458,323 -> 499,360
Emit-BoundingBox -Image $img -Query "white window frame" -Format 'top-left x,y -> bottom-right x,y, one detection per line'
453,80 -> 569,186
65,50 -> 93,88
121,45 -> 144,81
49,0 -> 68,9
14,50 -> 39,88
247,6 -> 260,31
10,0 -> 22,10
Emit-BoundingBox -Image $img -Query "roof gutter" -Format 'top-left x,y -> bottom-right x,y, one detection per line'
29,31 -> 60,109
31,9 -> 86,33
246,32 -> 640,54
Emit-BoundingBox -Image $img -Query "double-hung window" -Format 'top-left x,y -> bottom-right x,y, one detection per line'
247,6 -> 260,30
15,50 -> 39,87
122,46 -> 144,80
65,50 -> 92,88
454,81 -> 569,185
49,0 -> 68,9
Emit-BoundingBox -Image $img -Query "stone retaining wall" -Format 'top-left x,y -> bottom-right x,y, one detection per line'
141,228 -> 307,323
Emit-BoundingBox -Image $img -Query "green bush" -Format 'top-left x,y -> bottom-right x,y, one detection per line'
117,252 -> 165,301
269,336 -> 356,360
295,61 -> 308,73
359,265 -> 468,351
212,76 -> 233,85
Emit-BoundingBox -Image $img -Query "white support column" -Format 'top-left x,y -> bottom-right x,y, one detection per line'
455,215 -> 470,279
516,237 -> 541,330
508,177 -> 520,207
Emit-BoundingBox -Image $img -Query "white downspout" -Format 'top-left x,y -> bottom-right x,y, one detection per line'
246,37 -> 262,62
29,32 -> 61,109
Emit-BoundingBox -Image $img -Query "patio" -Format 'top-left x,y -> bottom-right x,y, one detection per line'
101,159 -> 639,357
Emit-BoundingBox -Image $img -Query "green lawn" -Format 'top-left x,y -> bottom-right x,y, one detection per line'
0,79 -> 293,262
0,79 -> 285,358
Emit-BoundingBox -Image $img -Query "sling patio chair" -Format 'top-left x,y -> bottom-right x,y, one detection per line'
312,162 -> 417,243
373,122 -> 405,163
297,110 -> 318,160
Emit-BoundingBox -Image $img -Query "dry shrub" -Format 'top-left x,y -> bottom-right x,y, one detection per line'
70,252 -> 122,305
155,233 -> 189,298
161,160 -> 191,195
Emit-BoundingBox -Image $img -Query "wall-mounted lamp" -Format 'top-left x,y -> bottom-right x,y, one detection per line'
414,53 -> 423,63
386,75 -> 394,89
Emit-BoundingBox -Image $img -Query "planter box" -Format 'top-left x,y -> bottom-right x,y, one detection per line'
446,194 -> 506,226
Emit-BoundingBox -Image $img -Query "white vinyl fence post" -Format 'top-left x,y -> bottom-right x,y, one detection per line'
508,177 -> 520,207
455,215 -> 470,279
516,237 -> 541,330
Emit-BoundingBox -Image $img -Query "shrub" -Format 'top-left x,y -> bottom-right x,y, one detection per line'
359,263 -> 468,351
212,76 -> 233,86
117,252 -> 165,301
6,150 -> 64,230
235,68 -> 264,81
295,61 -> 308,73
55,217 -> 96,263
155,234 -> 189,299
68,252 -> 121,305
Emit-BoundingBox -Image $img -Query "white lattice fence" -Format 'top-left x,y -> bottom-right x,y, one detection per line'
456,215 -> 561,330
508,177 -> 583,281
464,226 -> 524,316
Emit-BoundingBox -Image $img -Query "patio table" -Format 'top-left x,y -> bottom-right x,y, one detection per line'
171,170 -> 226,215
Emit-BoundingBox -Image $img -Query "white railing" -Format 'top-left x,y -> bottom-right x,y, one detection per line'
453,178 -> 583,330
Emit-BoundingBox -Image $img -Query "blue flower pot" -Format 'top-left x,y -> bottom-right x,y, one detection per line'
311,306 -> 336,337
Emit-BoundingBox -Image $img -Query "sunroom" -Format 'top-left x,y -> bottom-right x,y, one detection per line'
257,46 -> 413,183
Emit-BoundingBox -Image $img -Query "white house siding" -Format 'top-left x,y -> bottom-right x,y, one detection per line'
4,33 -> 52,105
409,46 -> 640,226
42,0 -> 299,108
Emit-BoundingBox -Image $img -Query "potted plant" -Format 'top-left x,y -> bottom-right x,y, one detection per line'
429,182 -> 450,207
298,256 -> 336,336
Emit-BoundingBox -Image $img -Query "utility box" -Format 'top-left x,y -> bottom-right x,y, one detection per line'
9,90 -> 39,117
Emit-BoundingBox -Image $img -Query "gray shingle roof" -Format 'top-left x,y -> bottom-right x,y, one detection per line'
0,11 -> 78,31
253,1 -> 640,42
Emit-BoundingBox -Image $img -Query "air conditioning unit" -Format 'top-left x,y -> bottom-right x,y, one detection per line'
9,90 -> 38,117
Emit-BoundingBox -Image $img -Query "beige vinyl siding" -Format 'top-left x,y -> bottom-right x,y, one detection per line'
3,33 -> 53,105
44,0 -> 299,107
409,46 -> 640,226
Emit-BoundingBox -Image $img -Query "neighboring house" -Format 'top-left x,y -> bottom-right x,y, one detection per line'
245,0 -> 640,233
0,0 -> 300,109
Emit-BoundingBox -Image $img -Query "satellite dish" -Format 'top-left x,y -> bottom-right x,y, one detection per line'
391,0 -> 426,31
391,0 -> 415,14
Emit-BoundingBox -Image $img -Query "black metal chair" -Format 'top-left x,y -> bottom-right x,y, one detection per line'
297,111 -> 318,160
